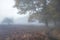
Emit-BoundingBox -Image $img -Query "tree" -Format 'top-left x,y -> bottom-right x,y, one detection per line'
14,0 -> 51,27
14,0 -> 52,27
2,17 -> 13,25
14,0 -> 60,39
14,0 -> 47,22
45,0 -> 60,26
14,0 -> 60,26
28,0 -> 49,27
14,0 -> 44,14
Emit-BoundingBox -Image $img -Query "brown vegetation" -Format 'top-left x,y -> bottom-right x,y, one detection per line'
0,25 -> 60,40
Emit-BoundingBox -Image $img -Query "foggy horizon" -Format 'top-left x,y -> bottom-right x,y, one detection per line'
0,0 -> 40,24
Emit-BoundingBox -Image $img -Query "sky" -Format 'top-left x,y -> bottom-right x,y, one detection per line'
0,0 -> 40,24
0,0 -> 29,23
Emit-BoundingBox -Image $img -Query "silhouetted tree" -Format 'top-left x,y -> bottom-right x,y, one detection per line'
2,17 -> 13,25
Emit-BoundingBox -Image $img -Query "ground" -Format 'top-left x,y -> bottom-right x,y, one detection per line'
0,25 -> 60,40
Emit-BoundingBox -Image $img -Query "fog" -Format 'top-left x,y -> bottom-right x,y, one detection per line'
0,0 -> 41,25
0,0 -> 60,40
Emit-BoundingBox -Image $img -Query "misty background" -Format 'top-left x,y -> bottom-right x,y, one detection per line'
0,0 -> 40,25
0,0 -> 60,40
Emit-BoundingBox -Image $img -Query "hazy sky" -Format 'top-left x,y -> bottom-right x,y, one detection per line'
0,0 -> 29,23
0,0 -> 41,25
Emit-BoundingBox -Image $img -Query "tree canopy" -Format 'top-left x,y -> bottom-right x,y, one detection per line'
14,0 -> 44,14
14,0 -> 60,26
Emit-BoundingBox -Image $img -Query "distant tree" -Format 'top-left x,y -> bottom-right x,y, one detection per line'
2,17 -> 13,25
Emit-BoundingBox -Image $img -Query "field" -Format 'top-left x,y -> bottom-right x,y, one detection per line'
0,24 -> 60,40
